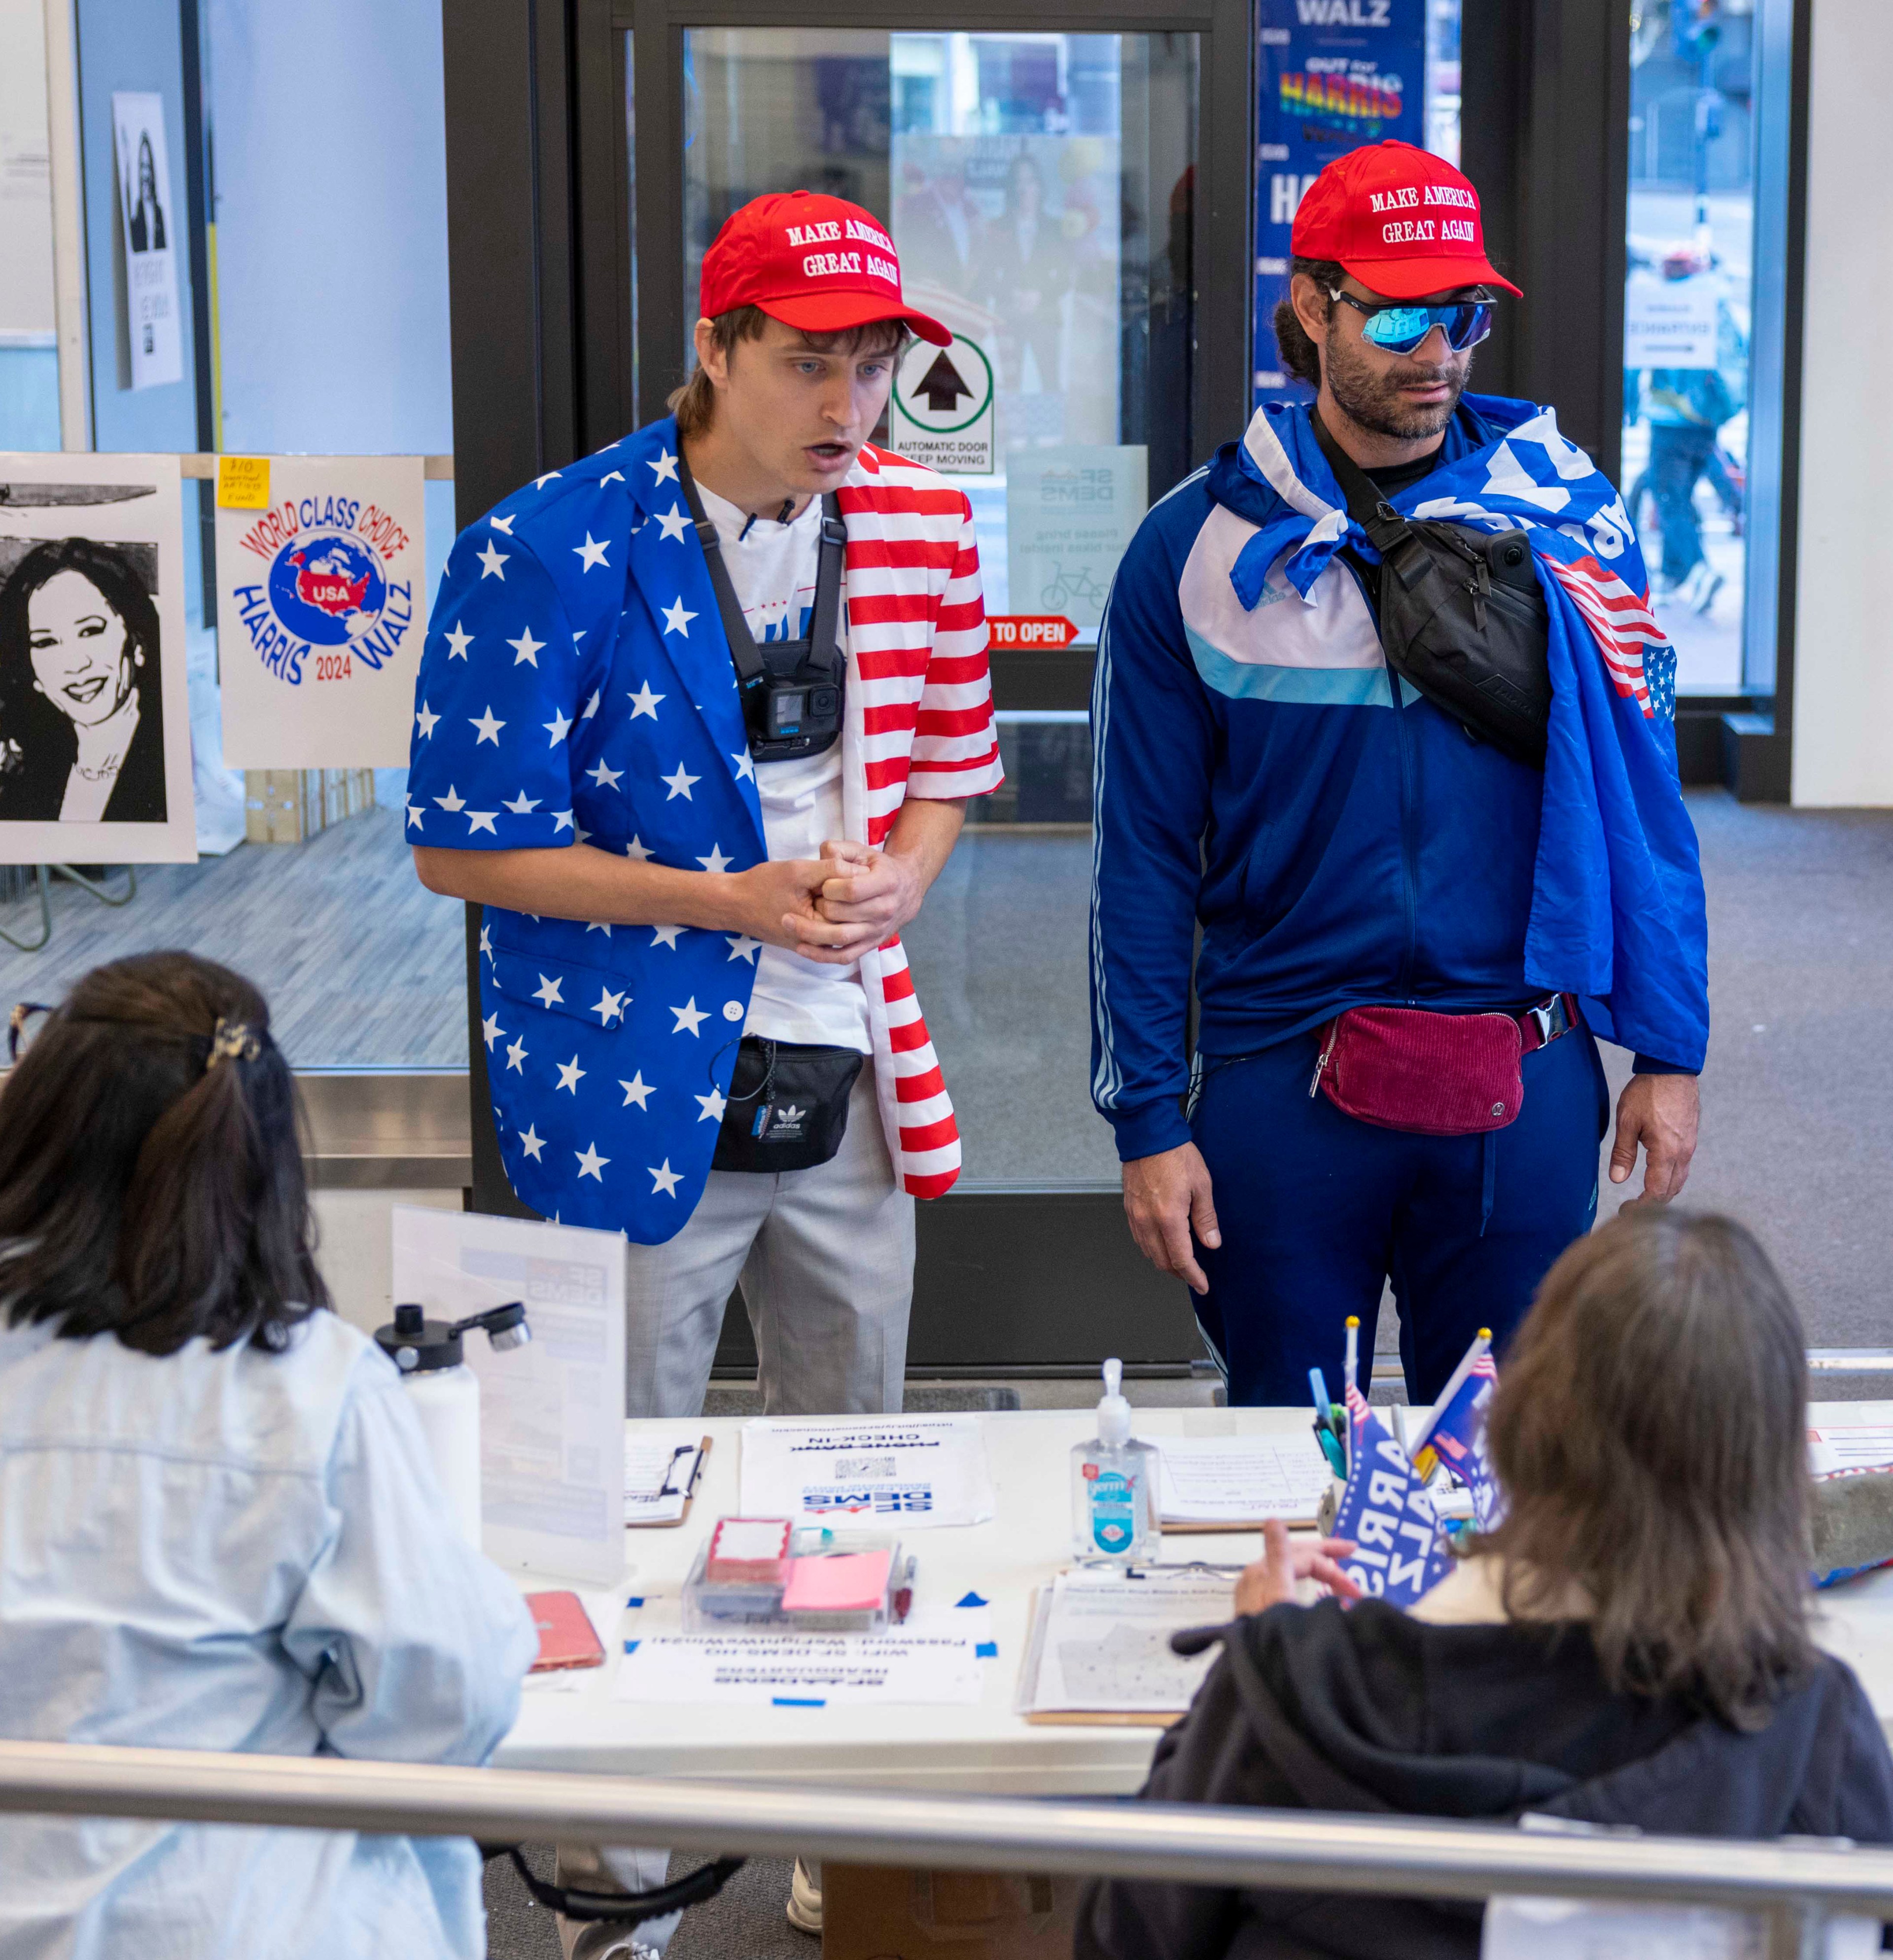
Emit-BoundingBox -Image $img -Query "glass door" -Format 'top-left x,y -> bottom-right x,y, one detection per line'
606,0 -> 1243,1371
1623,0 -> 1756,695
623,19 -> 1216,1189
675,28 -> 1200,655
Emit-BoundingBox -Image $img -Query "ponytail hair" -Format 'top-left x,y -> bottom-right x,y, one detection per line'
0,951 -> 328,1354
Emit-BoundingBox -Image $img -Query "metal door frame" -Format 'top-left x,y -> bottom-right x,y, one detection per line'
1460,0 -> 1811,803
437,0 -> 1810,1370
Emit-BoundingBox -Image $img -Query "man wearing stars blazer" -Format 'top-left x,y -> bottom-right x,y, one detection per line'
410,190 -> 1002,1422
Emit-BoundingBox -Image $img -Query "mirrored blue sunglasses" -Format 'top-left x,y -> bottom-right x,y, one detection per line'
1330,289 -> 1494,356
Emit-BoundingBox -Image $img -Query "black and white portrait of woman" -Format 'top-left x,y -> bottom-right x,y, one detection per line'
128,132 -> 167,254
0,538 -> 168,825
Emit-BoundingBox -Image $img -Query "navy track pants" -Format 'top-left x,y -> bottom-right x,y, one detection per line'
1189,1022 -> 1610,1407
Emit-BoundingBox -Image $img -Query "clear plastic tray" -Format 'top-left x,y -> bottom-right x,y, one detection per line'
681,1530 -> 903,1634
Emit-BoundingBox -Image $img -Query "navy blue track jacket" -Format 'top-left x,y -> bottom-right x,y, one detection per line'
1088,395 -> 1707,1163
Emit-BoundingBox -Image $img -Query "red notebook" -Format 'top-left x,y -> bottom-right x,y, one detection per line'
526,1590 -> 606,1672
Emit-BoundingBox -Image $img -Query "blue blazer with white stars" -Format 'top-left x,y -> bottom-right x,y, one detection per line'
408,419 -> 785,1242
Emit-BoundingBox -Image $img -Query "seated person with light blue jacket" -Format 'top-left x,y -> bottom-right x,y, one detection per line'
0,951 -> 539,1959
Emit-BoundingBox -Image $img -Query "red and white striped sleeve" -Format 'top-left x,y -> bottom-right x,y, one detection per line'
907,492 -> 1003,802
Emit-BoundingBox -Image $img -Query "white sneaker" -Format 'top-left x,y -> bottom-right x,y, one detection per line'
1692,567 -> 1725,616
786,1856 -> 823,1936
565,1929 -> 664,1960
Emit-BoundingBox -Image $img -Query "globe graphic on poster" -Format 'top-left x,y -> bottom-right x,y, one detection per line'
267,533 -> 388,645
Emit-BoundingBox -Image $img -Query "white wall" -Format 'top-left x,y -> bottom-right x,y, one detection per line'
206,0 -> 457,597
0,0 -> 54,337
206,0 -> 453,457
1790,0 -> 1893,804
311,1187 -> 462,1339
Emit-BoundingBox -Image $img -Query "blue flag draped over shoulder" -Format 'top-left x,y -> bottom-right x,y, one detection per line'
1227,396 -> 1708,1072
1332,1389 -> 1452,1608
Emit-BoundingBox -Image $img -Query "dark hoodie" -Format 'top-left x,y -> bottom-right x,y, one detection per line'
1074,1597 -> 1893,1960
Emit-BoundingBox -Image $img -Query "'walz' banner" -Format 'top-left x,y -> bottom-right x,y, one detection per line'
1255,0 -> 1429,405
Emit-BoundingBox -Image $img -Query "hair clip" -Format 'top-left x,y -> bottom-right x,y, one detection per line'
205,1016 -> 263,1070
6,1001 -> 49,1065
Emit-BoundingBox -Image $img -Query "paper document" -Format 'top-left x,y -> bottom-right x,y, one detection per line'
1809,1427 -> 1893,1477
1155,1435 -> 1335,1523
739,1415 -> 995,1529
624,1438 -> 701,1525
1020,1568 -> 1231,1715
614,1633 -> 983,1706
391,1205 -> 626,1586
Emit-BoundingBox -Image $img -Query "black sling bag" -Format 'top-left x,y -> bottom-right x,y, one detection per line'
1310,407 -> 1553,769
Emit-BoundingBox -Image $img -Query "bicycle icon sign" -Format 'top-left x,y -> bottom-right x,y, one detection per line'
1039,563 -> 1108,611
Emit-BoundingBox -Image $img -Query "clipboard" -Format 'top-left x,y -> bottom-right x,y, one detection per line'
1013,1586 -> 1188,1730
625,1435 -> 712,1530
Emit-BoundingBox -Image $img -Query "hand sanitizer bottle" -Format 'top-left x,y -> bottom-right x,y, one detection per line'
1071,1358 -> 1162,1565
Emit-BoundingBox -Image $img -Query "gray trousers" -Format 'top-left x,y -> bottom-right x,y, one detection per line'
561,1069 -> 913,1949
624,1062 -> 916,1418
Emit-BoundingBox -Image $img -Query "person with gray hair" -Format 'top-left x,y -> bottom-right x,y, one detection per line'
1078,1209 -> 1893,1960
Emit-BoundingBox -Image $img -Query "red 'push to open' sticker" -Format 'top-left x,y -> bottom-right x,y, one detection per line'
987,615 -> 1080,649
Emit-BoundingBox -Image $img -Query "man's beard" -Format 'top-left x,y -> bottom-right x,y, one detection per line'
1324,325 -> 1470,441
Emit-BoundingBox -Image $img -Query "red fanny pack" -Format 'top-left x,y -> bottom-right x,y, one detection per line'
1309,996 -> 1579,1138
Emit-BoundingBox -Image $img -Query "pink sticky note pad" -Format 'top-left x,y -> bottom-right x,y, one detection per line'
781,1549 -> 893,1613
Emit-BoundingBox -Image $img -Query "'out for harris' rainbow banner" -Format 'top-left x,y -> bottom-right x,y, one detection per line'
1277,71 -> 1405,137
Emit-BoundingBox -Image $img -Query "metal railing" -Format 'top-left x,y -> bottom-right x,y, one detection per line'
0,1742 -> 1887,1959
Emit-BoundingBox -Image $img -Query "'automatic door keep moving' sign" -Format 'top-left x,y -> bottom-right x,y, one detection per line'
215,454 -> 426,768
890,333 -> 994,476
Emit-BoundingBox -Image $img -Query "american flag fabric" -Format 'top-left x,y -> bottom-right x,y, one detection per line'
1235,396 -> 1706,1073
1331,1393 -> 1453,1608
406,416 -> 1001,1244
1542,554 -> 1668,718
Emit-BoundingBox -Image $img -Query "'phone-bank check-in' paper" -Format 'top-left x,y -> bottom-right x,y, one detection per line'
738,1415 -> 996,1529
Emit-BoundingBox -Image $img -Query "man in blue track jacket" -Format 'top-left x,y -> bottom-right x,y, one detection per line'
1089,141 -> 1708,1406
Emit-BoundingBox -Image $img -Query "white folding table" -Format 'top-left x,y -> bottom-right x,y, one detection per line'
495,1402 -> 1893,1795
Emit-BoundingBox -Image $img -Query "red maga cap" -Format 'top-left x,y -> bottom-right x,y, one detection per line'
699,189 -> 951,346
1291,141 -> 1522,301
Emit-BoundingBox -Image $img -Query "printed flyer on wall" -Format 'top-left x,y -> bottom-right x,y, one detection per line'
0,451 -> 196,862
1004,445 -> 1147,641
889,129 -> 1124,458
214,454 -> 426,767
110,91 -> 184,391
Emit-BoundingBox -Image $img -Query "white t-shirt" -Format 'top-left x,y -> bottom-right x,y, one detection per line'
696,482 -> 872,1055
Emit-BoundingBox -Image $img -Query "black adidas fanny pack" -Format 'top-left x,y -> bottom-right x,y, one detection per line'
710,1035 -> 864,1174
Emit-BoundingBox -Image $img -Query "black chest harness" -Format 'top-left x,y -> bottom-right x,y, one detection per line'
678,457 -> 847,763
